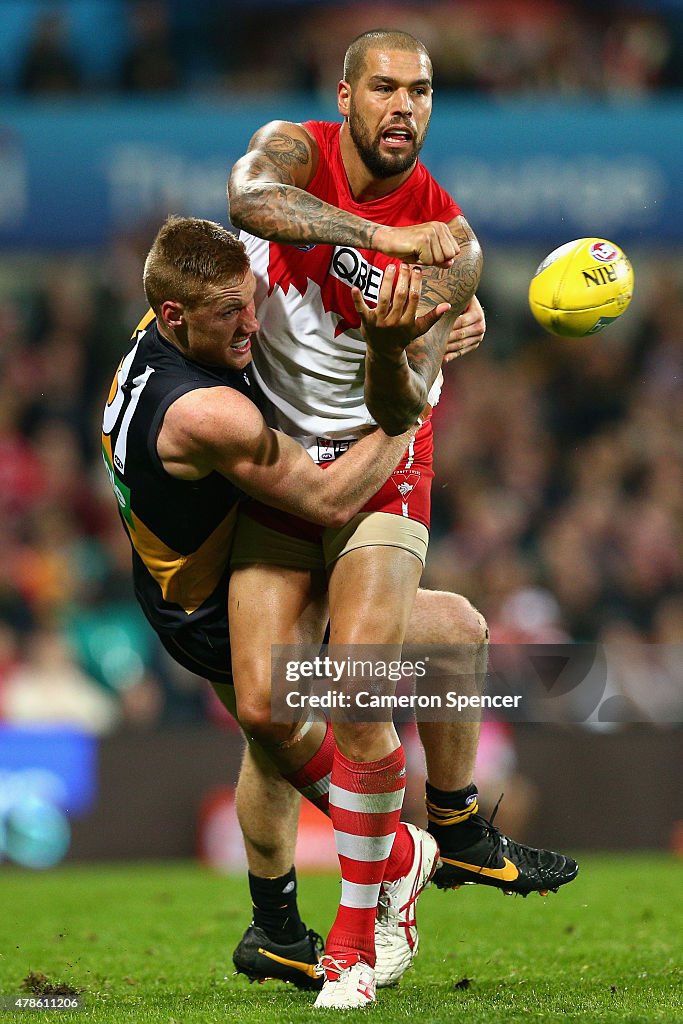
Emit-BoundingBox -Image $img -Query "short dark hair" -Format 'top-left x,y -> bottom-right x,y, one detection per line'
143,215 -> 249,314
343,29 -> 432,86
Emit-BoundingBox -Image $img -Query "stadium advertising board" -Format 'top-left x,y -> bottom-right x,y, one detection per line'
0,99 -> 680,248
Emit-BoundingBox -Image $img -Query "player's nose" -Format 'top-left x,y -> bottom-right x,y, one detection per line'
240,303 -> 259,333
392,88 -> 413,114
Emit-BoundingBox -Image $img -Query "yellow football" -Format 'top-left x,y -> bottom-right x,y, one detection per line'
528,237 -> 634,338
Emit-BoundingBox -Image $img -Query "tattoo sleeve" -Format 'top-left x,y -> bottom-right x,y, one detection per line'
365,220 -> 483,435
228,131 -> 380,248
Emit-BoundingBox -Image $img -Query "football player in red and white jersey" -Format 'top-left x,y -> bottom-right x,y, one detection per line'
227,30 -> 577,1008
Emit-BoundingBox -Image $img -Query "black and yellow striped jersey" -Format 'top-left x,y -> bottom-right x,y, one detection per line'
101,311 -> 252,636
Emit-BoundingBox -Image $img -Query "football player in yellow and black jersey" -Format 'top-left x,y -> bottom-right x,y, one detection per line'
102,216 -> 424,683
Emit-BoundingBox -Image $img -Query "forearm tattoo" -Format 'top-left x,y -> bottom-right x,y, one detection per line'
237,184 -> 379,247
407,220 -> 483,388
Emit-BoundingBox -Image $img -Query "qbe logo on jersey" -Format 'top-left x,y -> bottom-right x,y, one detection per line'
329,246 -> 384,305
590,241 -> 619,263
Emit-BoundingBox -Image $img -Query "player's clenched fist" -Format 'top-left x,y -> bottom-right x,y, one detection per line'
373,222 -> 459,268
352,264 -> 450,355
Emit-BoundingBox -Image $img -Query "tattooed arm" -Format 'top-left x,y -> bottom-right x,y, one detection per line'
364,217 -> 483,434
229,120 -> 375,247
228,120 -> 459,266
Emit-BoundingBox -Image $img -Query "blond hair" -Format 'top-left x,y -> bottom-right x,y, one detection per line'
143,216 -> 249,313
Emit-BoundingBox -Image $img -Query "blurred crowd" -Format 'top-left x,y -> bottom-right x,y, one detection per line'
0,227 -> 680,736
2,0 -> 683,99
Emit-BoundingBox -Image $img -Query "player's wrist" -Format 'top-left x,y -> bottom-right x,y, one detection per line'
370,224 -> 392,253
365,342 -> 407,367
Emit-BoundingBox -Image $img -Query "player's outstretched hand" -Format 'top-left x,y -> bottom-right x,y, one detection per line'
353,264 -> 450,355
444,295 -> 486,363
373,222 -> 459,268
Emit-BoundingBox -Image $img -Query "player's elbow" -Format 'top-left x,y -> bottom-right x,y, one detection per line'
291,497 -> 350,529
227,186 -> 247,231
471,240 -> 484,290
310,490 -> 359,528
460,240 -> 484,306
226,165 -> 256,231
319,504 -> 353,529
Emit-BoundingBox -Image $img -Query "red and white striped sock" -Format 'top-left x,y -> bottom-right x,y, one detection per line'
283,723 -> 414,881
325,745 -> 407,967
283,720 -> 336,814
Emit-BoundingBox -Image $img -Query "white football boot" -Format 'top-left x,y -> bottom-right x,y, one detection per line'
314,954 -> 376,1009
374,823 -> 440,987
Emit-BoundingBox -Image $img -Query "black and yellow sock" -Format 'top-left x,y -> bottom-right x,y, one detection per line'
426,781 -> 483,852
249,866 -> 307,944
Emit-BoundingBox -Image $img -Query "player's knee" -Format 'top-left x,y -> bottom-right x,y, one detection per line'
412,589 -> 489,645
236,699 -> 300,749
469,600 -> 489,645
333,721 -> 396,762
446,593 -> 489,645
236,699 -> 279,742
232,655 -> 274,739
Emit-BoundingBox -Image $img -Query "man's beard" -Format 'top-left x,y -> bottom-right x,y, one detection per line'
348,102 -> 428,179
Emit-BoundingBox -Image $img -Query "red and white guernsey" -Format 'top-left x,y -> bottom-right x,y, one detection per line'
240,121 -> 462,463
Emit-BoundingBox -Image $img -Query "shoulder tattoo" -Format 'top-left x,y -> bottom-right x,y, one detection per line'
252,131 -> 310,185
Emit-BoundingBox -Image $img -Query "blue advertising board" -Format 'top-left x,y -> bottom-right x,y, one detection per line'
0,726 -> 98,866
0,725 -> 97,815
0,97 -> 681,248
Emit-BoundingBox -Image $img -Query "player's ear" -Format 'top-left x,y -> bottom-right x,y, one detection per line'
338,79 -> 351,117
160,300 -> 185,331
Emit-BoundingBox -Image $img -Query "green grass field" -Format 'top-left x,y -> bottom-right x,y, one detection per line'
0,855 -> 681,1023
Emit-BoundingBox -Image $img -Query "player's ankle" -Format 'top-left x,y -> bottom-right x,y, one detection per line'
426,781 -> 483,850
248,867 -> 307,943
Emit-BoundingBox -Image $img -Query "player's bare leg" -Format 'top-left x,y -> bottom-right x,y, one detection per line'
210,680 -> 302,876
228,564 -> 329,773
230,743 -> 324,989
233,743 -> 324,987
407,589 -> 488,790
224,567 -> 329,990
316,545 -> 438,1004
326,545 -> 422,759
236,742 -> 301,877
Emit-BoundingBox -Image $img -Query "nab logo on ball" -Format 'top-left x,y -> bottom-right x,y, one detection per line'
589,241 -> 619,263
528,236 -> 634,338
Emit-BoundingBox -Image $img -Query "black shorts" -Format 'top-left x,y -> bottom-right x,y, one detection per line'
157,621 -> 232,685
157,618 -> 331,686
